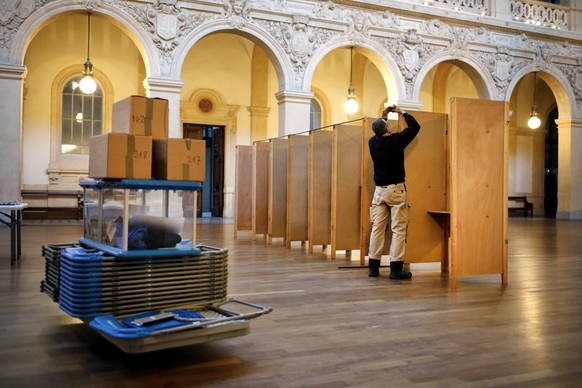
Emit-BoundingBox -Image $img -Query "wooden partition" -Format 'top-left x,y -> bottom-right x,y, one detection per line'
308,130 -> 333,253
331,124 -> 363,259
268,138 -> 288,244
449,97 -> 508,288
252,141 -> 270,239
286,135 -> 309,248
360,113 -> 448,265
234,145 -> 252,238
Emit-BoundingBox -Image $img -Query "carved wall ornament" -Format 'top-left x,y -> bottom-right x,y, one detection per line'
478,45 -> 526,99
282,15 -> 316,73
533,42 -> 553,69
223,0 -> 253,29
199,98 -> 213,112
346,10 -> 371,43
149,0 -> 181,42
492,47 -> 515,86
389,30 -> 433,98
448,27 -> 471,58
0,0 -> 35,49
576,58 -> 582,93
420,19 -> 452,36
372,10 -> 400,28
314,1 -> 345,20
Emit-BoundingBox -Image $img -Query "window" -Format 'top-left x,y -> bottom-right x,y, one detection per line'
310,99 -> 322,130
61,76 -> 103,154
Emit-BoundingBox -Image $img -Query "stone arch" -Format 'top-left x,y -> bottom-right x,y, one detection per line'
10,1 -> 159,76
172,21 -> 293,91
505,66 -> 577,118
303,38 -> 405,104
413,53 -> 496,103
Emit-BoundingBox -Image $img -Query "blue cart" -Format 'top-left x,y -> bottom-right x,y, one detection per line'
41,179 -> 271,353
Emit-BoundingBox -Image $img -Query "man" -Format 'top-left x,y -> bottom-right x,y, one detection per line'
368,104 -> 420,279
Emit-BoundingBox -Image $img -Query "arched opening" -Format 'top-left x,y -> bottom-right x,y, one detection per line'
311,47 -> 390,122
419,61 -> 481,114
22,12 -> 146,190
508,73 -> 557,217
180,33 -> 281,217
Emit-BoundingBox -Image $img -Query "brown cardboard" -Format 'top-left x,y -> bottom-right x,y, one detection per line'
152,139 -> 206,181
112,95 -> 168,139
89,133 -> 152,179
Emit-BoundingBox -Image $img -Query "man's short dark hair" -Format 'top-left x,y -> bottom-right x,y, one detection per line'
372,118 -> 387,136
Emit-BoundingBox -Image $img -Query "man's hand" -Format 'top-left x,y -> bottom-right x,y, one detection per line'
382,104 -> 396,118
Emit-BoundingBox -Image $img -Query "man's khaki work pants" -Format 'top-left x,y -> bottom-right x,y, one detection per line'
368,183 -> 409,262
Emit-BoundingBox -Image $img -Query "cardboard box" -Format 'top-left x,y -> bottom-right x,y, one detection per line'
112,95 -> 168,139
152,139 -> 205,181
89,133 -> 152,179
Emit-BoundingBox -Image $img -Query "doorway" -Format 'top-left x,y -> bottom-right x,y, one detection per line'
544,108 -> 558,218
183,123 -> 225,217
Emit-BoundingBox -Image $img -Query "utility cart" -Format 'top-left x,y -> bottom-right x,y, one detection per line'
41,179 -> 271,353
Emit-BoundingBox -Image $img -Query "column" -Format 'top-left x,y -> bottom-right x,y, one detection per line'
0,64 -> 26,202
555,118 -> 582,220
275,90 -> 313,137
489,0 -> 512,21
144,77 -> 184,138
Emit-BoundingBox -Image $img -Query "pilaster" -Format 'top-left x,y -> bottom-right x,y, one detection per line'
0,64 -> 26,202
143,77 -> 184,138
275,90 -> 313,137
555,117 -> 582,220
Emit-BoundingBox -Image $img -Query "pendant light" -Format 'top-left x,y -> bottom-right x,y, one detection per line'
344,47 -> 359,115
527,72 -> 541,129
79,12 -> 97,95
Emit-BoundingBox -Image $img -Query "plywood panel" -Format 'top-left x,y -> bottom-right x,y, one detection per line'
234,145 -> 252,237
332,125 -> 362,255
287,135 -> 309,247
253,142 -> 270,237
269,138 -> 287,240
309,130 -> 332,252
360,113 -> 447,265
404,111 -> 448,263
450,98 -> 507,284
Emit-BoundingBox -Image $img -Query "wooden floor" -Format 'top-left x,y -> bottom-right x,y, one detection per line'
1,217 -> 581,387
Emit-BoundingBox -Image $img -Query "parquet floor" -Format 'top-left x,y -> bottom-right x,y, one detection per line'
0,218 -> 581,387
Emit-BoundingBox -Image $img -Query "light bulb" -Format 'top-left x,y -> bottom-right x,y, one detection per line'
344,97 -> 358,114
528,114 -> 541,129
79,75 -> 97,94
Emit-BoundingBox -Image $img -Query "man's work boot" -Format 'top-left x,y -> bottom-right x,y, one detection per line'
368,258 -> 381,277
389,260 -> 412,280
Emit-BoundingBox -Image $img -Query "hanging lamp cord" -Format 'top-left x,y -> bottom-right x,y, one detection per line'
86,12 -> 91,61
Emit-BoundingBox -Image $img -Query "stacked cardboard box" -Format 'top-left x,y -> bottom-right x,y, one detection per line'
152,139 -> 206,181
89,95 -> 205,182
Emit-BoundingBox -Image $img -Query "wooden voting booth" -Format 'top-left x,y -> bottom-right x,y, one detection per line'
234,97 -> 508,288
287,135 -> 309,248
234,145 -> 252,238
268,138 -> 288,245
360,113 -> 448,268
253,142 -> 270,239
331,125 -> 363,259
308,131 -> 332,254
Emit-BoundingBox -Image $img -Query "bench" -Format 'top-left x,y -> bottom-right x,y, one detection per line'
508,196 -> 533,217
21,190 -> 83,220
